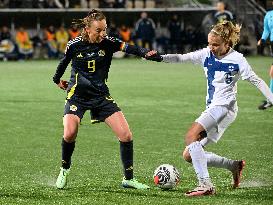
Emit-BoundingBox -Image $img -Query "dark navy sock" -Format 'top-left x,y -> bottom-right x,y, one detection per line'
61,138 -> 75,169
120,140 -> 133,180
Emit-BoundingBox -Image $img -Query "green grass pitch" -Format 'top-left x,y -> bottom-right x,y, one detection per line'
0,56 -> 272,204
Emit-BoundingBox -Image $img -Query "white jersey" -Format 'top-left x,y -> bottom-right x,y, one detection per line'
162,47 -> 259,108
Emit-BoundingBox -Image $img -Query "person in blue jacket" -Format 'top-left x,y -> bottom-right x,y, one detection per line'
257,7 -> 273,110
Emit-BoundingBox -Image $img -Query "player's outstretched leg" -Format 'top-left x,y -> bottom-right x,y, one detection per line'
231,160 -> 245,188
204,151 -> 245,188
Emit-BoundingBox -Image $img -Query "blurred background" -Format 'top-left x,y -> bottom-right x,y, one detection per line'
0,0 -> 272,61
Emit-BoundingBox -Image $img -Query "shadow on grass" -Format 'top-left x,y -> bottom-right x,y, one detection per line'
0,184 -> 272,203
214,187 -> 273,201
67,184 -> 184,199
0,192 -> 50,201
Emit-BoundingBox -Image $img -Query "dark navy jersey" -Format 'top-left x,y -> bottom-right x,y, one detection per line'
53,36 -> 148,99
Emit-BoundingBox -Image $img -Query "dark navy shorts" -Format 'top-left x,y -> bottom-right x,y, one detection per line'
64,95 -> 121,123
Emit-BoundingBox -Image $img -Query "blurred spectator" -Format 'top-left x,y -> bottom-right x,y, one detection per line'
119,25 -> 131,43
201,12 -> 216,36
80,0 -> 95,8
44,25 -> 58,58
54,0 -> 69,8
167,14 -> 183,53
68,25 -> 80,40
99,0 -> 114,8
9,0 -> 22,8
0,26 -> 12,41
183,25 -> 196,52
135,12 -> 156,50
131,0 -> 147,8
258,3 -> 273,56
44,0 -> 58,8
108,23 -> 120,38
155,28 -> 169,54
113,0 -> 126,8
15,27 -> 33,59
32,0 -> 47,8
0,26 -> 16,61
69,0 -> 81,8
30,32 -> 43,59
56,25 -> 69,56
238,28 -> 257,55
0,0 -> 9,8
21,0 -> 33,8
214,1 -> 234,23
194,26 -> 207,50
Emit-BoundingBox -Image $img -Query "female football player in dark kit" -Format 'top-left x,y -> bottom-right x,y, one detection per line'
53,9 -> 150,189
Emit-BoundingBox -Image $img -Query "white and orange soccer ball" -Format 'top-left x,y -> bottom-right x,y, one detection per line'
153,164 -> 180,189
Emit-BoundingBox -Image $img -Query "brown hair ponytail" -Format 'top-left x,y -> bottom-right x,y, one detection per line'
72,9 -> 106,41
210,20 -> 241,48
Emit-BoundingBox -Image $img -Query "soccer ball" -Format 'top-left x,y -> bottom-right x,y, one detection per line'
153,164 -> 180,189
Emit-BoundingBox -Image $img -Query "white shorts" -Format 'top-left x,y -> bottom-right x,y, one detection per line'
195,105 -> 237,146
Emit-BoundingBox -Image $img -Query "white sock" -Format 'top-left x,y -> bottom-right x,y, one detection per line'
188,141 -> 211,185
205,151 -> 235,171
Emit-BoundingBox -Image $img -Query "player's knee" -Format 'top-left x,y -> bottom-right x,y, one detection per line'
185,131 -> 198,146
118,130 -> 133,142
63,129 -> 77,142
182,149 -> 192,163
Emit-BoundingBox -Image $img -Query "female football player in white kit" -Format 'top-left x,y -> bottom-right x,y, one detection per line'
146,21 -> 273,197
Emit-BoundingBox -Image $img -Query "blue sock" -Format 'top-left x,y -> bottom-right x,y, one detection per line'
270,78 -> 273,93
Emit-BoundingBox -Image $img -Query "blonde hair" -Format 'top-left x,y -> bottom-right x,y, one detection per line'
210,21 -> 241,48
72,9 -> 106,41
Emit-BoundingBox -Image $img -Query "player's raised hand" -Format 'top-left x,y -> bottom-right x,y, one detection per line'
146,50 -> 157,57
57,80 -> 68,90
145,50 -> 163,62
257,39 -> 261,46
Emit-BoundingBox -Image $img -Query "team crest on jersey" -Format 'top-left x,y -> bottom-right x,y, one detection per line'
98,50 -> 105,56
70,105 -> 77,112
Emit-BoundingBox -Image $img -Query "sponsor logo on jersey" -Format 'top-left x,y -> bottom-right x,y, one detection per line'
98,50 -> 105,56
87,52 -> 96,57
70,105 -> 77,112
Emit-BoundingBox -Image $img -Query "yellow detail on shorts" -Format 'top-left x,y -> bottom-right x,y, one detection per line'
67,73 -> 78,99
105,96 -> 113,101
70,105 -> 77,112
91,119 -> 100,124
88,60 -> 96,72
